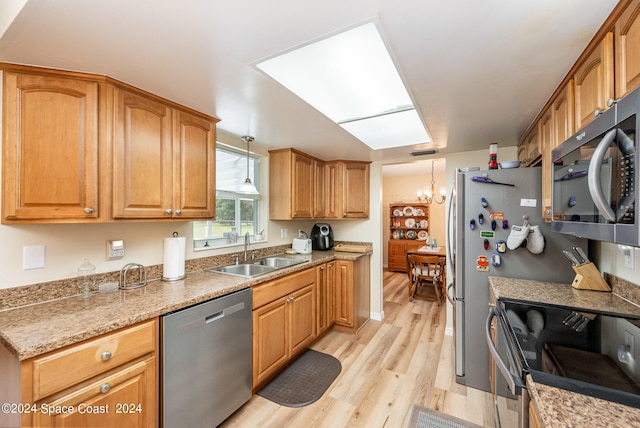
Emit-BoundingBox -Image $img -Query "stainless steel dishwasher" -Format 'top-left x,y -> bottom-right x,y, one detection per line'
161,288 -> 252,428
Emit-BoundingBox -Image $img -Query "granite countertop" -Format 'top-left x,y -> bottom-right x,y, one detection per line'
489,276 -> 640,427
0,250 -> 369,361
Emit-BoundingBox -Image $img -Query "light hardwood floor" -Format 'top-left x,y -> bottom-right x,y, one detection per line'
222,270 -> 503,428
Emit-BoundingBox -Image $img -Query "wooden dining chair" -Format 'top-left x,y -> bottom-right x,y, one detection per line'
407,254 -> 444,304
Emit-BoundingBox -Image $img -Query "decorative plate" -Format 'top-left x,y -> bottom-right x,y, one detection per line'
405,218 -> 416,228
415,208 -> 424,216
420,219 -> 429,228
393,209 -> 403,216
392,230 -> 400,239
393,220 -> 401,228
406,230 -> 417,239
403,206 -> 414,216
417,230 -> 428,240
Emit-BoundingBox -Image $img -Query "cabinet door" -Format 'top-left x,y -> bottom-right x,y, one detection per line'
616,0 -> 640,97
112,89 -> 173,218
324,161 -> 341,219
326,261 -> 336,326
289,284 -> 316,356
32,358 -> 156,428
539,108 -> 553,221
521,125 -> 540,167
342,162 -> 370,218
313,159 -> 326,218
291,152 -> 314,218
316,264 -> 328,335
252,298 -> 288,387
335,260 -> 354,327
173,109 -> 216,219
552,81 -> 575,147
574,32 -> 614,130
2,72 -> 99,221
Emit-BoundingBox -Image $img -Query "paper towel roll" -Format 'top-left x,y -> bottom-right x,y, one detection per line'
163,237 -> 186,281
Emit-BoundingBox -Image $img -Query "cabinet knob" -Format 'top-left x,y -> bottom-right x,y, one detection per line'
166,209 -> 173,215
545,209 -> 552,215
83,207 -> 94,214
100,383 -> 111,394
594,108 -> 602,118
101,351 -> 112,361
607,98 -> 617,108
287,297 -> 294,303
175,209 -> 182,216
320,266 -> 325,271
293,211 -> 297,217
343,212 -> 347,218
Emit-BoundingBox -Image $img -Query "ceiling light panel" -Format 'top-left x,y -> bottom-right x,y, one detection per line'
257,22 -> 430,149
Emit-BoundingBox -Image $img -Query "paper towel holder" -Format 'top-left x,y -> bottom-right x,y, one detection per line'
162,232 -> 186,282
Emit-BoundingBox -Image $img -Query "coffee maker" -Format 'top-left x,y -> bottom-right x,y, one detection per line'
310,223 -> 334,250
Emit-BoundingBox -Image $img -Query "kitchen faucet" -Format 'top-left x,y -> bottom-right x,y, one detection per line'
243,232 -> 250,262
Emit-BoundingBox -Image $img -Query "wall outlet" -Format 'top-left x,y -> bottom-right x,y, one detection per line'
280,228 -> 288,238
620,245 -> 634,270
23,245 -> 46,270
107,240 -> 125,260
298,229 -> 306,238
625,330 -> 635,356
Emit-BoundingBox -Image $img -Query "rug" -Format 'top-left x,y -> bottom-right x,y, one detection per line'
409,404 -> 484,428
257,349 -> 342,407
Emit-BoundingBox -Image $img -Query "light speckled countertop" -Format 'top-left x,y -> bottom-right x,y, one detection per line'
490,276 -> 640,427
0,251 -> 368,361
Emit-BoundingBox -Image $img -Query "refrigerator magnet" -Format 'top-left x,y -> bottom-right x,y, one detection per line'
481,197 -> 488,208
476,255 -> 489,272
490,253 -> 502,267
496,240 -> 507,253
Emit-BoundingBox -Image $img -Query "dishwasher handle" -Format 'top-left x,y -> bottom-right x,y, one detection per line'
486,307 -> 525,394
205,301 -> 245,324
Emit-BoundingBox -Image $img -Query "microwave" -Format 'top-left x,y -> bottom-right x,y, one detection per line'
551,87 -> 637,244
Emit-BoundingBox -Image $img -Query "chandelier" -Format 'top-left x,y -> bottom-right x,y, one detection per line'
417,160 -> 446,204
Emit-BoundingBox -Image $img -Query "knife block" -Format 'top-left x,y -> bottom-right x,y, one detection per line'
571,262 -> 611,291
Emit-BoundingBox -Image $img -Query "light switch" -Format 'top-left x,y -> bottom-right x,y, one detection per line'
23,245 -> 46,270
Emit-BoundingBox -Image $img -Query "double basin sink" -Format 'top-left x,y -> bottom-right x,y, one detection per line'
206,256 -> 307,278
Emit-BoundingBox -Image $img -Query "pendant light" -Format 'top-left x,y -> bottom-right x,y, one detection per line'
238,136 -> 260,196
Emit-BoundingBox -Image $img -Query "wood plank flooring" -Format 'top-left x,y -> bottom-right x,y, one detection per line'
222,270 -> 505,428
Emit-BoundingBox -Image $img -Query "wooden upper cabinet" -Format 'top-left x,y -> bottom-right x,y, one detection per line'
539,107 -> 553,221
573,32 -> 614,130
269,148 -> 370,220
112,88 -> 216,219
520,124 -> 540,167
313,159 -> 326,218
268,148 -> 315,220
291,152 -> 315,219
616,0 -> 640,97
552,80 -> 575,147
172,109 -> 216,219
2,72 -> 99,222
341,161 -> 370,218
112,88 -> 173,219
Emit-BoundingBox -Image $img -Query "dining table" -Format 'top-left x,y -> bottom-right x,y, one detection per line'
405,245 -> 447,299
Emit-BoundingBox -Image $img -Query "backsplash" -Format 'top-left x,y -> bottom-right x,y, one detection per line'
0,242 -> 370,311
0,244 -> 292,310
606,272 -> 640,307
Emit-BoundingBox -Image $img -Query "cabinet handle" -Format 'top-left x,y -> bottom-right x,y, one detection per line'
101,351 -> 112,361
343,212 -> 347,218
320,266 -> 325,271
175,209 -> 182,216
594,107 -> 603,118
166,209 -> 173,215
287,297 -> 294,303
100,383 -> 111,394
83,207 -> 94,214
293,211 -> 297,217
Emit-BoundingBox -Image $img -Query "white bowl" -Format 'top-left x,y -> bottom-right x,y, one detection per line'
499,161 -> 521,169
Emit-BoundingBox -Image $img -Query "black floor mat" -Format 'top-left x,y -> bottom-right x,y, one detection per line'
257,349 -> 342,407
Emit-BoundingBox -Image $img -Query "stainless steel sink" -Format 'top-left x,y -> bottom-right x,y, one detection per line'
206,256 -> 306,278
253,257 -> 306,269
206,263 -> 276,278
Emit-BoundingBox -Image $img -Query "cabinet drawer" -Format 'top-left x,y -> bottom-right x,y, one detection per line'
252,268 -> 315,309
31,319 -> 156,400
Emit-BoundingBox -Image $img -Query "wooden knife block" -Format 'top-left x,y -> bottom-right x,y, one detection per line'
571,262 -> 611,291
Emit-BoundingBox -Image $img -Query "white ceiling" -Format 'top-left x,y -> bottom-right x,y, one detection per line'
0,0 -> 618,163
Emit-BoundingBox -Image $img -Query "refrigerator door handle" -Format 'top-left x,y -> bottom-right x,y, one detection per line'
446,283 -> 455,305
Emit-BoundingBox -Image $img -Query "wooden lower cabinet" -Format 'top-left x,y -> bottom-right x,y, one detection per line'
3,319 -> 158,428
252,268 -> 316,390
316,261 -> 336,336
388,240 -> 424,272
334,256 -> 370,334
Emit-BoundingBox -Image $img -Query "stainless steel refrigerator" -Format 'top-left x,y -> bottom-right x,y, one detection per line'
446,167 -> 585,393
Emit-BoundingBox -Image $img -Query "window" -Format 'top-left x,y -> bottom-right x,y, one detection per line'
193,145 -> 260,250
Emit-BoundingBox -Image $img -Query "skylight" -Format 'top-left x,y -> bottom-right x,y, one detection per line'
256,22 -> 431,150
